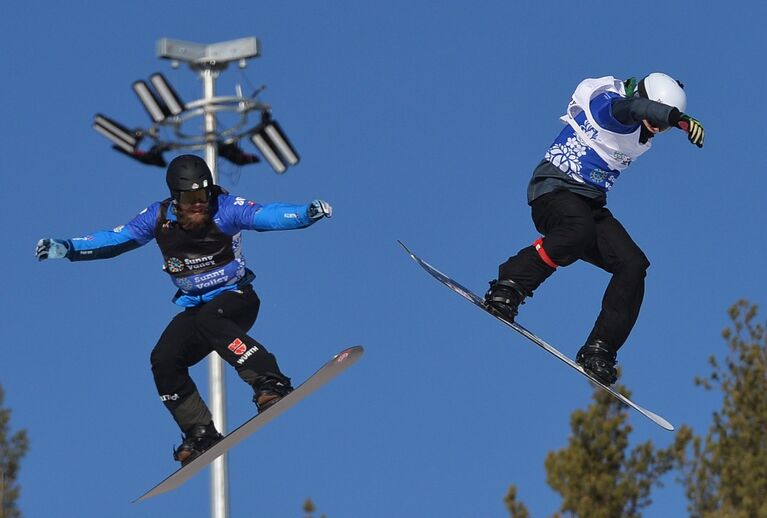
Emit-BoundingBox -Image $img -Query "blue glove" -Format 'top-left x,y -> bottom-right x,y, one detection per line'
308,200 -> 333,221
36,238 -> 69,261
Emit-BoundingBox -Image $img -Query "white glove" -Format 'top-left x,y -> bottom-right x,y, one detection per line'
308,200 -> 333,220
36,238 -> 69,261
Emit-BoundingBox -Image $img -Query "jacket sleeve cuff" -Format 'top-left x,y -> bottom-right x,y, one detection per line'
65,239 -> 75,261
667,108 -> 683,128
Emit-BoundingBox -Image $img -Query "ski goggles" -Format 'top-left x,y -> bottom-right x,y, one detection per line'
177,189 -> 209,205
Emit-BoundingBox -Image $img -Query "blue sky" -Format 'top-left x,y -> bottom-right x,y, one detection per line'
3,1 -> 766,517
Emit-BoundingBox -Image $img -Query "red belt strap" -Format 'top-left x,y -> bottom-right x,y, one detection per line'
533,238 -> 558,269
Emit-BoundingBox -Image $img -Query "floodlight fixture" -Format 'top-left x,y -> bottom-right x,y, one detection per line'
114,144 -> 168,167
249,115 -> 299,174
218,141 -> 260,165
132,80 -> 168,123
264,122 -> 299,165
93,114 -> 168,167
150,73 -> 185,115
93,114 -> 139,153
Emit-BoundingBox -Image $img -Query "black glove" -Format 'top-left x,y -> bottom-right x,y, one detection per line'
669,110 -> 704,148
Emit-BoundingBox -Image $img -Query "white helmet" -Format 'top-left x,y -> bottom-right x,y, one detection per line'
639,72 -> 687,112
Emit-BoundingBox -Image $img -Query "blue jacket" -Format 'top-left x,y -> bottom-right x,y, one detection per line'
66,193 -> 317,307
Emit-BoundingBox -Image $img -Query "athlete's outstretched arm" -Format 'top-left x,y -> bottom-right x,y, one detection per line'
36,203 -> 159,262
215,195 -> 332,234
611,97 -> 705,148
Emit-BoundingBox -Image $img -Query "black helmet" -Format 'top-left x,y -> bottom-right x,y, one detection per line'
166,154 -> 214,204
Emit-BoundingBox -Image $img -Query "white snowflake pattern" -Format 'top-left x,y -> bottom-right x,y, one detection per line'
565,136 -> 587,155
545,135 -> 589,175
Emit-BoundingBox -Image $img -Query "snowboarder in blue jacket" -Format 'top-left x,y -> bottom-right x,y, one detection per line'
36,154 -> 333,464
484,73 -> 705,386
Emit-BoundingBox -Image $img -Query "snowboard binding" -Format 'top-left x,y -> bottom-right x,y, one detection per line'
173,422 -> 224,466
484,279 -> 527,322
576,340 -> 618,386
252,372 -> 294,413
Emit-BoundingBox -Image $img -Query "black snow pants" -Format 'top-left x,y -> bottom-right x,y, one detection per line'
150,285 -> 287,433
498,189 -> 650,352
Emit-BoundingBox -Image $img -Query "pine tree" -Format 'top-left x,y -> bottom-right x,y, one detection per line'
0,384 -> 29,518
673,300 -> 767,518
303,497 -> 328,518
503,485 -> 530,518
505,376 -> 680,518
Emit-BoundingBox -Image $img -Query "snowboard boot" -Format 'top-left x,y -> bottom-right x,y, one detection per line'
173,422 -> 224,466
252,372 -> 294,413
576,339 -> 618,385
484,279 -> 527,322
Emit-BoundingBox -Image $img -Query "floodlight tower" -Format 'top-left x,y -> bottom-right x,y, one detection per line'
94,37 -> 301,518
94,37 -> 300,174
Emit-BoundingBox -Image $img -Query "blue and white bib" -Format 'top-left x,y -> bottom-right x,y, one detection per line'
544,76 -> 651,192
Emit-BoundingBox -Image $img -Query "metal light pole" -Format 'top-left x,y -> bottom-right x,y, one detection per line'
201,62 -> 228,518
93,36 -> 301,518
157,38 -> 262,518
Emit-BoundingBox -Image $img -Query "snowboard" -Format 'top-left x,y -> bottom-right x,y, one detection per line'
135,345 -> 364,503
398,241 -> 673,431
